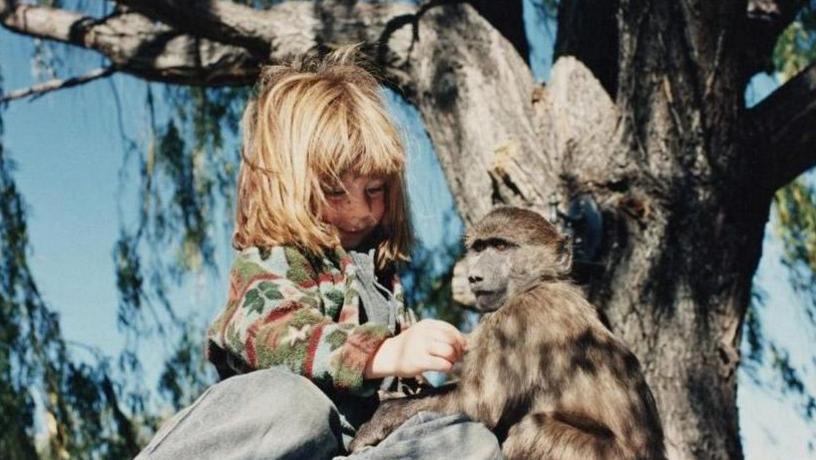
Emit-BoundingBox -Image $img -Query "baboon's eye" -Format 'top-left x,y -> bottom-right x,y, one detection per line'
482,238 -> 513,251
494,240 -> 511,251
471,240 -> 486,253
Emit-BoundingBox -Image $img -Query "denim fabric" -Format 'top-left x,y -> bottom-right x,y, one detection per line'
135,367 -> 502,460
338,411 -> 504,460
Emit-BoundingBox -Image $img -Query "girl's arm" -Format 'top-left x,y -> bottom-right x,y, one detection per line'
208,247 -> 392,395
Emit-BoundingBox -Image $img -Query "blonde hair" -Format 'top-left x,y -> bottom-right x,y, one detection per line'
233,45 -> 412,268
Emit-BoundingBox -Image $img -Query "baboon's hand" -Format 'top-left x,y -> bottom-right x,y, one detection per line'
349,398 -> 420,452
348,420 -> 387,452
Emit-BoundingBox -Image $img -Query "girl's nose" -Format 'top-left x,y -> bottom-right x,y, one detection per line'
348,195 -> 375,214
340,200 -> 372,222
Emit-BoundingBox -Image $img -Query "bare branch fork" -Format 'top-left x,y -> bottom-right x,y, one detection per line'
749,63 -> 816,191
1,66 -> 117,103
0,0 -> 419,89
110,0 -> 274,55
0,0 -> 265,87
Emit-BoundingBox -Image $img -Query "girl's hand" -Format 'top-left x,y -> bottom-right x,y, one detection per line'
364,319 -> 467,378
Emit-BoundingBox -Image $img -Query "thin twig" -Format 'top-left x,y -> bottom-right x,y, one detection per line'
1,66 -> 117,103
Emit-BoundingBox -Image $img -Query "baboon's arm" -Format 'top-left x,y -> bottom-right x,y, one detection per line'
501,412 -> 631,460
349,391 -> 450,451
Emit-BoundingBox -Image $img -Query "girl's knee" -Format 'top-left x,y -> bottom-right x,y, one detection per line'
217,367 -> 336,421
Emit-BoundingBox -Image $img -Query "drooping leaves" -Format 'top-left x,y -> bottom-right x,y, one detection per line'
751,1 -> 816,435
0,65 -> 146,459
0,60 -> 40,460
158,322 -> 212,412
400,210 -> 470,329
114,84 -> 248,345
775,178 -> 816,328
773,3 -> 816,81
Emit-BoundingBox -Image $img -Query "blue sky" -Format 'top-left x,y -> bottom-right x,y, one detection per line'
0,1 -> 814,457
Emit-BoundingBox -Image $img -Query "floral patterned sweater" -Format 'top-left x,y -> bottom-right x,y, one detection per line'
206,245 -> 416,396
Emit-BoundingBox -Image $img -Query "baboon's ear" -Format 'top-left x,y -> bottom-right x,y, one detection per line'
556,237 -> 573,275
463,229 -> 475,249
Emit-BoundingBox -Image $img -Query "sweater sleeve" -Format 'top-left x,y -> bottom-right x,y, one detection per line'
207,247 -> 392,395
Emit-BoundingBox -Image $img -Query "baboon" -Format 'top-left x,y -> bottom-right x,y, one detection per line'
350,207 -> 666,459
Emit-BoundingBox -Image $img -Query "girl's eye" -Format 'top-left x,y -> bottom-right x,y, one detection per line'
366,186 -> 384,196
325,189 -> 346,198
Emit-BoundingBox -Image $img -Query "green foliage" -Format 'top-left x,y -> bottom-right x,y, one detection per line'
743,289 -> 816,422
774,179 -> 816,327
767,345 -> 816,420
94,83 -> 250,456
743,289 -> 767,369
0,61 -> 39,460
158,323 -> 212,411
113,84 -> 248,348
401,211 -> 470,329
403,245 -> 467,326
773,3 -> 816,81
136,85 -> 247,278
753,1 -> 816,434
114,233 -> 146,331
1,66 -> 147,459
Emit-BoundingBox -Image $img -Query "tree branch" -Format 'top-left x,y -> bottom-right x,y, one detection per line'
1,66 -> 116,103
110,0 -> 422,80
0,1 -> 418,87
111,0 -> 275,56
0,0 -> 556,223
0,1 -> 262,85
750,63 -> 816,190
404,3 -> 551,223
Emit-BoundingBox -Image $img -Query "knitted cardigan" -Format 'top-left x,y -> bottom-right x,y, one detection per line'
206,244 -> 415,396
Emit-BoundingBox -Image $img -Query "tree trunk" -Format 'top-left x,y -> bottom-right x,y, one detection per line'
401,3 -> 773,459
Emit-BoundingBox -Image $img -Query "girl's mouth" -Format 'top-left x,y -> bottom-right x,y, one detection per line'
340,225 -> 371,235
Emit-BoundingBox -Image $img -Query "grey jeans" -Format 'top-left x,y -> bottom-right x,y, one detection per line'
135,367 -> 502,460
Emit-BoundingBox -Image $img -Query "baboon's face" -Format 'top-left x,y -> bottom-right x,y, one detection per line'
465,207 -> 572,312
466,237 -> 516,312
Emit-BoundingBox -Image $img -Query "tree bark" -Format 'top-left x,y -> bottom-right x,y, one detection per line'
0,1 -> 262,85
3,1 -> 816,458
389,2 -> 806,459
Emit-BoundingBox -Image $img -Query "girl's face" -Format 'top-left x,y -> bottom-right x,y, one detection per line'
321,173 -> 386,249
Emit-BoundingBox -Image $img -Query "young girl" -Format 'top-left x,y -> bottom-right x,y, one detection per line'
136,47 -> 501,459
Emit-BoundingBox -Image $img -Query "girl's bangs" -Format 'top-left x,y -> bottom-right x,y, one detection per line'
348,141 -> 404,179
310,112 -> 404,182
